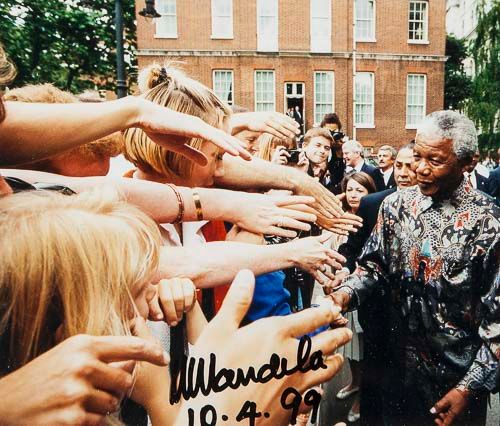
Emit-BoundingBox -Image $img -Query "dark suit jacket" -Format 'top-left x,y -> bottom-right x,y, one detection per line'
373,168 -> 396,191
360,162 -> 385,192
488,166 -> 500,205
475,170 -> 489,194
338,187 -> 396,273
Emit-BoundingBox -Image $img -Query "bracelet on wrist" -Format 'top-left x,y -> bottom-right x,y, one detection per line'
167,184 -> 185,223
192,189 -> 204,221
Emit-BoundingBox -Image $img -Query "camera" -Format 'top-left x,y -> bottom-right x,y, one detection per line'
330,130 -> 345,142
285,149 -> 301,164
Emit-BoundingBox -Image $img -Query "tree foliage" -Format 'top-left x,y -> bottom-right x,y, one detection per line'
466,0 -> 500,151
444,35 -> 473,111
0,0 -> 136,93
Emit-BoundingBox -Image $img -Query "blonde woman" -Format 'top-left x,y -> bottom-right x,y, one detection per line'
123,64 -> 344,296
0,189 -> 163,370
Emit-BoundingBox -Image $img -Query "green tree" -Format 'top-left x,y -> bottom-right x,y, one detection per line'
0,0 -> 136,93
444,35 -> 472,110
466,0 -> 500,151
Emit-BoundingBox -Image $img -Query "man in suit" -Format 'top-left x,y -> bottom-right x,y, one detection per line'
375,145 -> 397,191
464,150 -> 489,194
328,142 -> 417,425
342,140 -> 384,190
488,166 -> 500,205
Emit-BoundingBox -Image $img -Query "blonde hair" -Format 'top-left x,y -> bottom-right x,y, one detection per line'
0,189 -> 161,372
123,64 -> 232,179
4,84 -> 123,162
256,133 -> 295,162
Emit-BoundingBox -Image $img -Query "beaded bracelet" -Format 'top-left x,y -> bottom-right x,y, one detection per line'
167,184 -> 185,223
192,189 -> 204,221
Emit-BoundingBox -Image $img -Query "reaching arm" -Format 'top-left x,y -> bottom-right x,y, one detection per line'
217,155 -> 345,219
156,235 -> 345,288
0,97 -> 250,167
0,169 -> 316,236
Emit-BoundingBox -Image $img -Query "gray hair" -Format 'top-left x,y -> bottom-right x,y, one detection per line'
416,110 -> 477,162
342,140 -> 363,153
378,145 -> 397,159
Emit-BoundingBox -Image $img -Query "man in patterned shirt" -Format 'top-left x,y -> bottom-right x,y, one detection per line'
330,110 -> 499,426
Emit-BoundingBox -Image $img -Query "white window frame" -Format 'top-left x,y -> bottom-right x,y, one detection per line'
408,1 -> 429,44
354,72 -> 375,128
355,0 -> 376,42
310,0 -> 332,53
213,70 -> 234,105
406,74 -> 426,129
254,70 -> 276,112
257,0 -> 278,52
313,71 -> 335,125
155,0 -> 178,39
211,0 -> 233,39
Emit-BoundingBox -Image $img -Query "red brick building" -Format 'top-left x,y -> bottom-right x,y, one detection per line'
136,0 -> 446,151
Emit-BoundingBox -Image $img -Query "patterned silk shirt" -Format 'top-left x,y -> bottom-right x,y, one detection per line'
338,179 -> 499,394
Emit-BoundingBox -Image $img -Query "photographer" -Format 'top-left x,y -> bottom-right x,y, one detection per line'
320,113 -> 346,194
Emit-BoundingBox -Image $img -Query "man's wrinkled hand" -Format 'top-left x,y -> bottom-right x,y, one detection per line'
431,388 -> 470,426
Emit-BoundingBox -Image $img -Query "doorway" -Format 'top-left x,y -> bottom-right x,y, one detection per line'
284,82 -> 305,135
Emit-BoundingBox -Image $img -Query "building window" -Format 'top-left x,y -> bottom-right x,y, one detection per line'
355,72 -> 375,127
311,0 -> 331,53
408,1 -> 428,43
155,0 -> 177,38
211,0 -> 233,39
314,72 -> 334,124
355,0 -> 375,41
257,0 -> 278,52
213,70 -> 234,105
255,71 -> 275,112
406,74 -> 426,128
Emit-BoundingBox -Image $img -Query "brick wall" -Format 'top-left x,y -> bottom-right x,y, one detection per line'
136,0 -> 446,149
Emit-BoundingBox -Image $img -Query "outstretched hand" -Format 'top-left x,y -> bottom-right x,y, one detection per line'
0,334 -> 168,426
317,211 -> 363,236
287,233 -> 346,285
231,111 -> 300,141
174,270 -> 352,426
232,193 -> 317,238
294,174 -> 344,219
136,99 -> 252,165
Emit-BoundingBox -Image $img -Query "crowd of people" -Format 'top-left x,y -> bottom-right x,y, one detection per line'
0,41 -> 498,426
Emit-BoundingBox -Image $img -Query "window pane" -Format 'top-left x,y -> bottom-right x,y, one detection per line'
255,71 -> 275,111
314,71 -> 334,124
311,0 -> 331,52
406,74 -> 426,126
355,0 -> 374,40
156,0 -> 177,36
408,1 -> 428,41
355,72 -> 374,126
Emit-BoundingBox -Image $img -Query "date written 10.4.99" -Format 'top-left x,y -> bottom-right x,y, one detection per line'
187,387 -> 322,425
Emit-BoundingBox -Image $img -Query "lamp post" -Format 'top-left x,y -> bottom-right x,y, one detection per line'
115,0 -> 127,98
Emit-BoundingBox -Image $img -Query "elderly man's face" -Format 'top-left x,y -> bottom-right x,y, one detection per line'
377,149 -> 395,171
343,147 -> 361,167
413,134 -> 468,198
